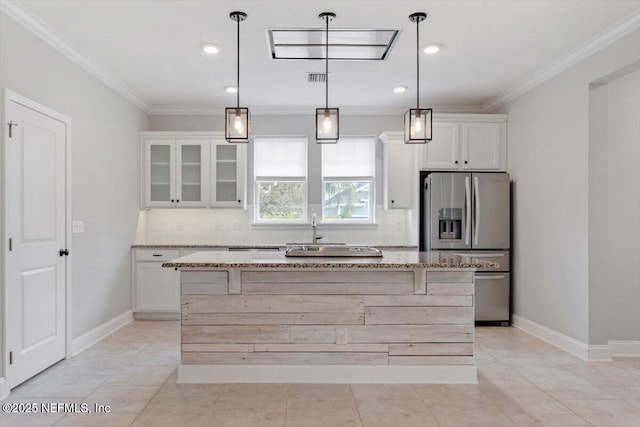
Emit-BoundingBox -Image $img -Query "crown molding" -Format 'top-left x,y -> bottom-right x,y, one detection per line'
0,0 -> 151,112
148,105 -> 484,116
482,9 -> 640,112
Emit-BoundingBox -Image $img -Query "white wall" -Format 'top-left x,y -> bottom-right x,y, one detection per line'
497,30 -> 640,344
0,14 -> 148,339
145,113 -> 417,245
602,70 -> 640,341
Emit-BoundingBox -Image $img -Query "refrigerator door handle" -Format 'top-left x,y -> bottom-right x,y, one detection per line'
464,176 -> 471,246
475,275 -> 506,280
473,176 -> 480,245
454,252 -> 505,258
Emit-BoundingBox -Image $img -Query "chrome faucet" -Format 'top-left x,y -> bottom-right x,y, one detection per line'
311,213 -> 323,244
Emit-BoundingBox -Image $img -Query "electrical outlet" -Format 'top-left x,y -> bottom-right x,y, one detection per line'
215,222 -> 222,231
72,220 -> 84,234
177,221 -> 184,231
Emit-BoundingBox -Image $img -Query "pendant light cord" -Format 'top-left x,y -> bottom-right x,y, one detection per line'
236,16 -> 240,109
325,15 -> 329,109
416,18 -> 419,109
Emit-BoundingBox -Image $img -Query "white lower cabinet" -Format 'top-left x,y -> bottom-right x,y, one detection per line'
133,249 -> 180,318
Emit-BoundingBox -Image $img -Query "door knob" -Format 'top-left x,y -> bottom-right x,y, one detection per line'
59,249 -> 69,256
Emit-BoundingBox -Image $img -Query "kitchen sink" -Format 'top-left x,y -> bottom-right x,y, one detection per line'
285,245 -> 383,258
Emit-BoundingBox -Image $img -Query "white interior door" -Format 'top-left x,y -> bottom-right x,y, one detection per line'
6,97 -> 67,389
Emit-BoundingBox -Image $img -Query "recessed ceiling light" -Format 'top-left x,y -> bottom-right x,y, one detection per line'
422,44 -> 442,54
224,86 -> 238,93
393,86 -> 407,93
201,44 -> 220,54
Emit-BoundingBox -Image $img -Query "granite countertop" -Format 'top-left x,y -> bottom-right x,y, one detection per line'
162,250 -> 498,270
132,243 -> 418,250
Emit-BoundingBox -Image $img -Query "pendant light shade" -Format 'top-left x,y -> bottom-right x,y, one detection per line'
225,11 -> 251,143
404,12 -> 432,144
316,12 -> 339,144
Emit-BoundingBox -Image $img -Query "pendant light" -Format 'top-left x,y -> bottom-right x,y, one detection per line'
315,12 -> 339,143
225,11 -> 251,143
404,12 -> 432,144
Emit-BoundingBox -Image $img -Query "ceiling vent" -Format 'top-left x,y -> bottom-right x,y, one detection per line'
307,72 -> 327,83
268,29 -> 399,60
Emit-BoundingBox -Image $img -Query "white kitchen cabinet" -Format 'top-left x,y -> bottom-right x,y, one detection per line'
133,249 -> 180,318
461,122 -> 502,170
210,139 -> 247,208
419,114 -> 507,172
421,122 -> 460,170
142,137 -> 209,208
380,131 -> 419,209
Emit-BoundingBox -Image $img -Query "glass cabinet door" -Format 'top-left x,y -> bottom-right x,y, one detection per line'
145,140 -> 175,207
211,142 -> 245,208
176,140 -> 209,208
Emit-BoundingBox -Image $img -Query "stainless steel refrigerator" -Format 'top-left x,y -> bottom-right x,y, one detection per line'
420,171 -> 510,325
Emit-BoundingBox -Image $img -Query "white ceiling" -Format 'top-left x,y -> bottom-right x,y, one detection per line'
7,0 -> 640,113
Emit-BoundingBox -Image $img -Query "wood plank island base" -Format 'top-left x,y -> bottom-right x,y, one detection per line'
163,250 -> 496,384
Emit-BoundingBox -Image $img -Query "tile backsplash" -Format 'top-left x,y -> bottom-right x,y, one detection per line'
135,206 -> 414,246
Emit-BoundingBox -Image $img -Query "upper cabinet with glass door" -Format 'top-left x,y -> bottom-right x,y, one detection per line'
142,136 -> 210,208
210,139 -> 246,208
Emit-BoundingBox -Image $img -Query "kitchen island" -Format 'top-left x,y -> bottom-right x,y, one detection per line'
163,250 -> 495,384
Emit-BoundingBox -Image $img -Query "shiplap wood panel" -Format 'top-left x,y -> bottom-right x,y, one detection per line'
242,282 -> 414,295
182,325 -> 289,343
241,271 -> 413,284
182,312 -> 364,325
388,343 -> 473,356
346,325 -> 474,343
182,283 -> 228,295
182,344 -> 254,352
364,296 -> 472,307
182,352 -> 389,365
427,284 -> 474,296
364,307 -> 473,325
253,344 -> 388,353
426,271 -> 473,283
182,271 -> 228,284
290,326 -> 336,343
182,295 -> 365,313
388,356 -> 474,365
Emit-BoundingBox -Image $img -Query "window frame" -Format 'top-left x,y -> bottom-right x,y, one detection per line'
253,136 -> 308,224
321,136 -> 376,224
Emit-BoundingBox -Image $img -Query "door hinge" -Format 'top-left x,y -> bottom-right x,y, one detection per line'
8,238 -> 12,252
8,121 -> 18,138
9,351 -> 13,365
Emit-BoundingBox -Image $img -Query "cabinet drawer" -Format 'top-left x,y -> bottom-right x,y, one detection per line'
136,249 -> 180,262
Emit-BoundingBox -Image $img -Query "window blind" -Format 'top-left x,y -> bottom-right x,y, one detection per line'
322,137 -> 375,177
254,136 -> 307,177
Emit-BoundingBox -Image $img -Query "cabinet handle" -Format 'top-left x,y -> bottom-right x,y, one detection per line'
170,199 -> 174,203
464,160 -> 468,164
59,249 -> 69,257
391,200 -> 395,203
455,160 -> 458,164
176,199 -> 180,203
152,254 -> 162,257
237,199 -> 241,203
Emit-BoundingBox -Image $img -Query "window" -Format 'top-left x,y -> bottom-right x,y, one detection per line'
254,136 -> 307,222
321,137 -> 375,222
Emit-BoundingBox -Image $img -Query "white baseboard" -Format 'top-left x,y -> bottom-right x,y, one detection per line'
609,340 -> 640,357
511,314 -> 590,360
587,345 -> 612,361
71,310 -> 133,356
0,378 -> 8,400
178,364 -> 477,384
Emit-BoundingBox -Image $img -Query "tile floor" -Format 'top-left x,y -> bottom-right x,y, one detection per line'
1,321 -> 638,427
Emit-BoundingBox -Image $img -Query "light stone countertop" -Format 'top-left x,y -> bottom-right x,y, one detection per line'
133,243 -> 417,249
162,250 -> 497,269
